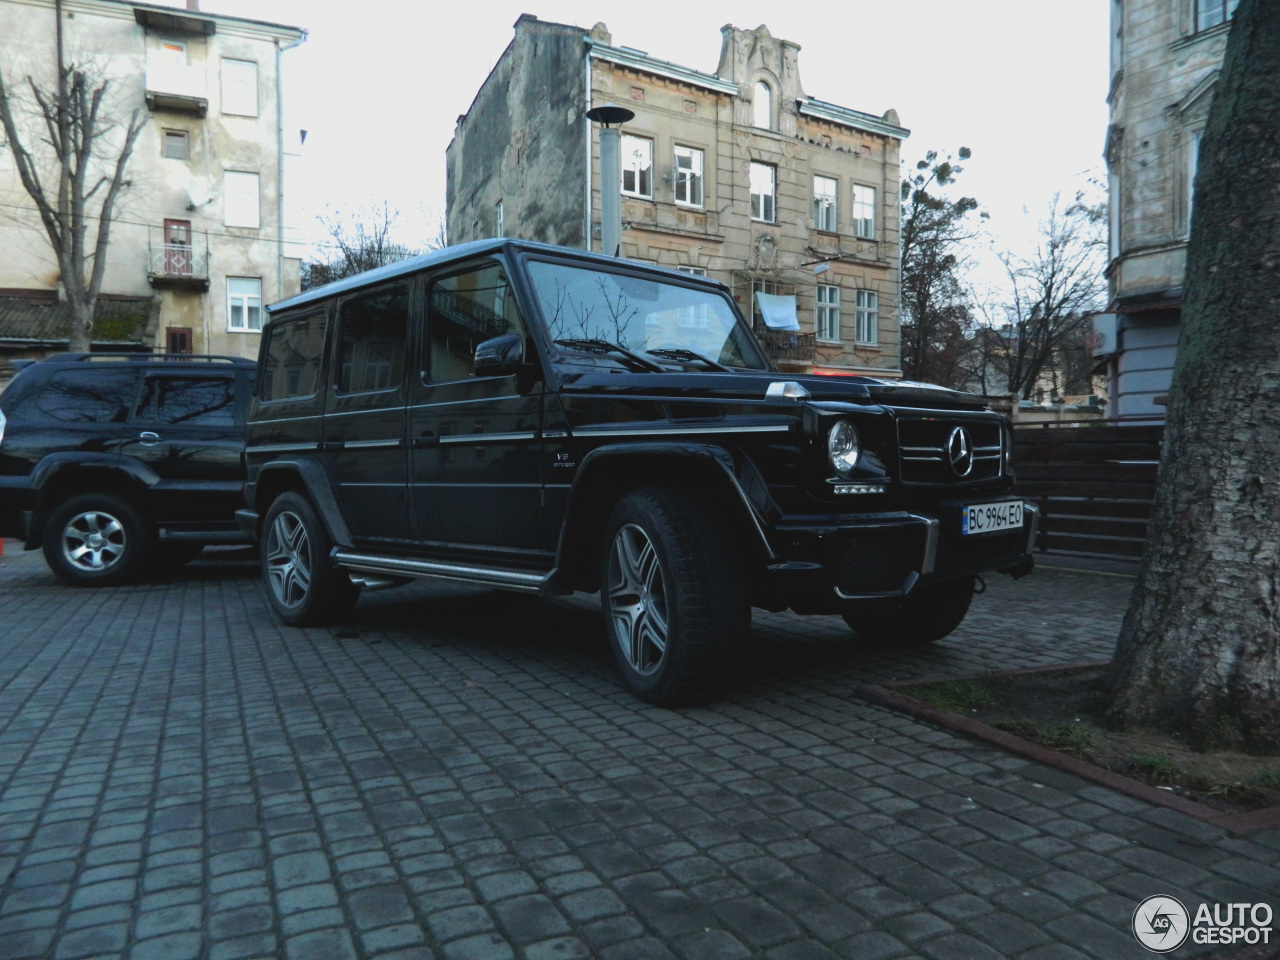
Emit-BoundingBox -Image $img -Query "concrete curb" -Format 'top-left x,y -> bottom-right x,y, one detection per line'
855,663 -> 1280,836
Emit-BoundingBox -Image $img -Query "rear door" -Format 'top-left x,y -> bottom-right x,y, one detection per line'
120,370 -> 242,525
321,280 -> 412,546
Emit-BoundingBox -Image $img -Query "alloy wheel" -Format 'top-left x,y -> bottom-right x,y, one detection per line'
60,510 -> 127,572
266,510 -> 312,608
607,523 -> 669,676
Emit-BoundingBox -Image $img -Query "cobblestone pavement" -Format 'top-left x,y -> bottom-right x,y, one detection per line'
0,542 -> 1277,960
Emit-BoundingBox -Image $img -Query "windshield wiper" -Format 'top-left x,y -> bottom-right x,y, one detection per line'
552,338 -> 663,373
645,348 -> 730,372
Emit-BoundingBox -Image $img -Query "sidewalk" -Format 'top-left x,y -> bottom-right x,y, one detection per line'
0,542 -> 1276,960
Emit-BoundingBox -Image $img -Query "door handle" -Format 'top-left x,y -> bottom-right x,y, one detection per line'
138,431 -> 161,446
412,433 -> 439,448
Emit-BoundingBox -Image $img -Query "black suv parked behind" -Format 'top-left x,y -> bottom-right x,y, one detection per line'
0,353 -> 255,585
239,240 -> 1037,704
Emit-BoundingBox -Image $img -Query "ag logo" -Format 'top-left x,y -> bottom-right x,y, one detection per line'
1133,895 -> 1190,952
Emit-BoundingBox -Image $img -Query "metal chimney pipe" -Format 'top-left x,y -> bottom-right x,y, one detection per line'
585,104 -> 634,258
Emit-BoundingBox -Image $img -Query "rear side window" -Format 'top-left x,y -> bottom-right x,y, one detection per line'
23,368 -> 140,423
337,282 -> 409,394
260,313 -> 327,402
135,377 -> 236,425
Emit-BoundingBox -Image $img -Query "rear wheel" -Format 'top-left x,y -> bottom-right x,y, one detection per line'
600,487 -> 750,706
262,491 -> 360,626
842,576 -> 976,647
43,493 -> 149,587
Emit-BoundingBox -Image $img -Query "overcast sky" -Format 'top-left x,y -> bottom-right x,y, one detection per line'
194,0 -> 1111,263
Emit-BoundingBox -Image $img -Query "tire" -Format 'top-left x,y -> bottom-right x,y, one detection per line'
42,493 -> 149,587
261,491 -> 361,626
600,487 -> 750,706
841,575 -> 976,647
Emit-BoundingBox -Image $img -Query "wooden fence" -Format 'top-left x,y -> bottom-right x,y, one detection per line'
1011,422 -> 1164,564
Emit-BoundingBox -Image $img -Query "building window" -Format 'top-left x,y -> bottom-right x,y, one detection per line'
227,277 -> 262,332
816,285 -> 840,342
163,219 -> 193,274
852,185 -> 876,239
621,135 -> 653,198
162,129 -> 189,160
158,40 -> 186,66
813,176 -> 838,232
1196,0 -> 1239,31
674,146 -> 703,207
166,327 -> 193,355
854,290 -> 878,344
677,266 -> 707,277
750,162 -> 776,223
753,81 -> 772,130
496,200 -> 504,238
223,171 -> 260,228
221,58 -> 258,117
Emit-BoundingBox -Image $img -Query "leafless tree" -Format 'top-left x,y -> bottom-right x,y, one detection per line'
302,200 -> 422,289
0,2 -> 145,352
1108,0 -> 1280,750
975,192 -> 1107,399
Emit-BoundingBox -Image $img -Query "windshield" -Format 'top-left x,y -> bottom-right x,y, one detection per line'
525,261 -> 769,370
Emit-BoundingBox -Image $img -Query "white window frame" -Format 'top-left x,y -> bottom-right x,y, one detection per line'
816,285 -> 841,342
674,145 -> 704,207
852,185 -> 876,239
677,266 -> 707,277
750,162 -> 776,223
227,277 -> 262,332
813,176 -> 838,232
162,128 -> 189,160
1196,0 -> 1239,31
621,135 -> 653,199
753,81 -> 772,130
496,200 -> 504,238
223,171 -> 260,228
854,289 -> 878,344
221,58 -> 258,117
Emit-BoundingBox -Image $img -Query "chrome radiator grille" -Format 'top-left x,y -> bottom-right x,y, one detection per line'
896,417 -> 1003,485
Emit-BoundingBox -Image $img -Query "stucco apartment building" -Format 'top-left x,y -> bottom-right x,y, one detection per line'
0,0 -> 305,382
447,16 -> 908,377
1098,0 -> 1238,419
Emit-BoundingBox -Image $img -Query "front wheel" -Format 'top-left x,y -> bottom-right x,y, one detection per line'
261,491 -> 360,626
43,493 -> 149,587
841,576 -> 976,647
600,487 -> 750,706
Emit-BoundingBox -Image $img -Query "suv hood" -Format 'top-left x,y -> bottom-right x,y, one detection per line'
556,370 -> 990,411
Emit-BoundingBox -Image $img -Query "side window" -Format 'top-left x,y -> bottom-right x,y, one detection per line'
336,282 -> 409,394
29,368 -> 139,423
427,264 -> 527,383
135,377 -> 236,425
260,313 -> 327,402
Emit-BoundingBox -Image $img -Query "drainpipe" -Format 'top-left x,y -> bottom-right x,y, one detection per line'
276,34 -> 305,303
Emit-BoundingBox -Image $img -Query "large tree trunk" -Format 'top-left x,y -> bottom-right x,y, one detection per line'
1108,0 -> 1280,751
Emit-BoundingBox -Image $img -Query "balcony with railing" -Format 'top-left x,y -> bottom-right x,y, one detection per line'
754,326 -> 816,366
147,230 -> 210,291
144,63 -> 208,116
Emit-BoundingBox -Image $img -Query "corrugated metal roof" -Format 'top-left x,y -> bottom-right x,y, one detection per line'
0,295 -> 154,345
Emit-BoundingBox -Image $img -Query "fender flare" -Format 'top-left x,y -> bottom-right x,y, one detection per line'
252,457 -> 353,549
549,441 -> 779,591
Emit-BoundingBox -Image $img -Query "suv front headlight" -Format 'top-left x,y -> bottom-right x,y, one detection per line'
827,420 -> 860,477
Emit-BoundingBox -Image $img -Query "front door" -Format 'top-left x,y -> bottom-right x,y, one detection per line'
408,261 -> 545,556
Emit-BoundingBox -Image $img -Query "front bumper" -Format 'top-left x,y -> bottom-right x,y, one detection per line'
763,499 -> 1038,610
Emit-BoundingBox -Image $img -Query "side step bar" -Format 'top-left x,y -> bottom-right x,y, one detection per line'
332,550 -> 553,595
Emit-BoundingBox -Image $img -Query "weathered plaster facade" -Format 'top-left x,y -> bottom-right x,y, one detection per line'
447,16 -> 908,376
1102,0 -> 1234,419
0,0 -> 305,361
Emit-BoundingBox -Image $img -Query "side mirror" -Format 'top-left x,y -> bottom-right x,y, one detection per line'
474,333 -> 524,378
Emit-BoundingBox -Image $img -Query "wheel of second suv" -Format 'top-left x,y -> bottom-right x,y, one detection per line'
261,491 -> 361,626
600,487 -> 750,706
43,493 -> 149,587
841,575 -> 977,647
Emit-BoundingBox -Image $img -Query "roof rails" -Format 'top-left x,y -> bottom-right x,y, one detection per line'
51,352 -> 256,365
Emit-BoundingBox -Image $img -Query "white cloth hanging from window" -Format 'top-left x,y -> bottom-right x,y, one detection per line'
755,292 -> 799,331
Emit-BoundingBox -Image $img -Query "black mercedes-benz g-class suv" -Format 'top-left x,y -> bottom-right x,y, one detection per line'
239,240 -> 1036,704
0,353 -> 255,586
